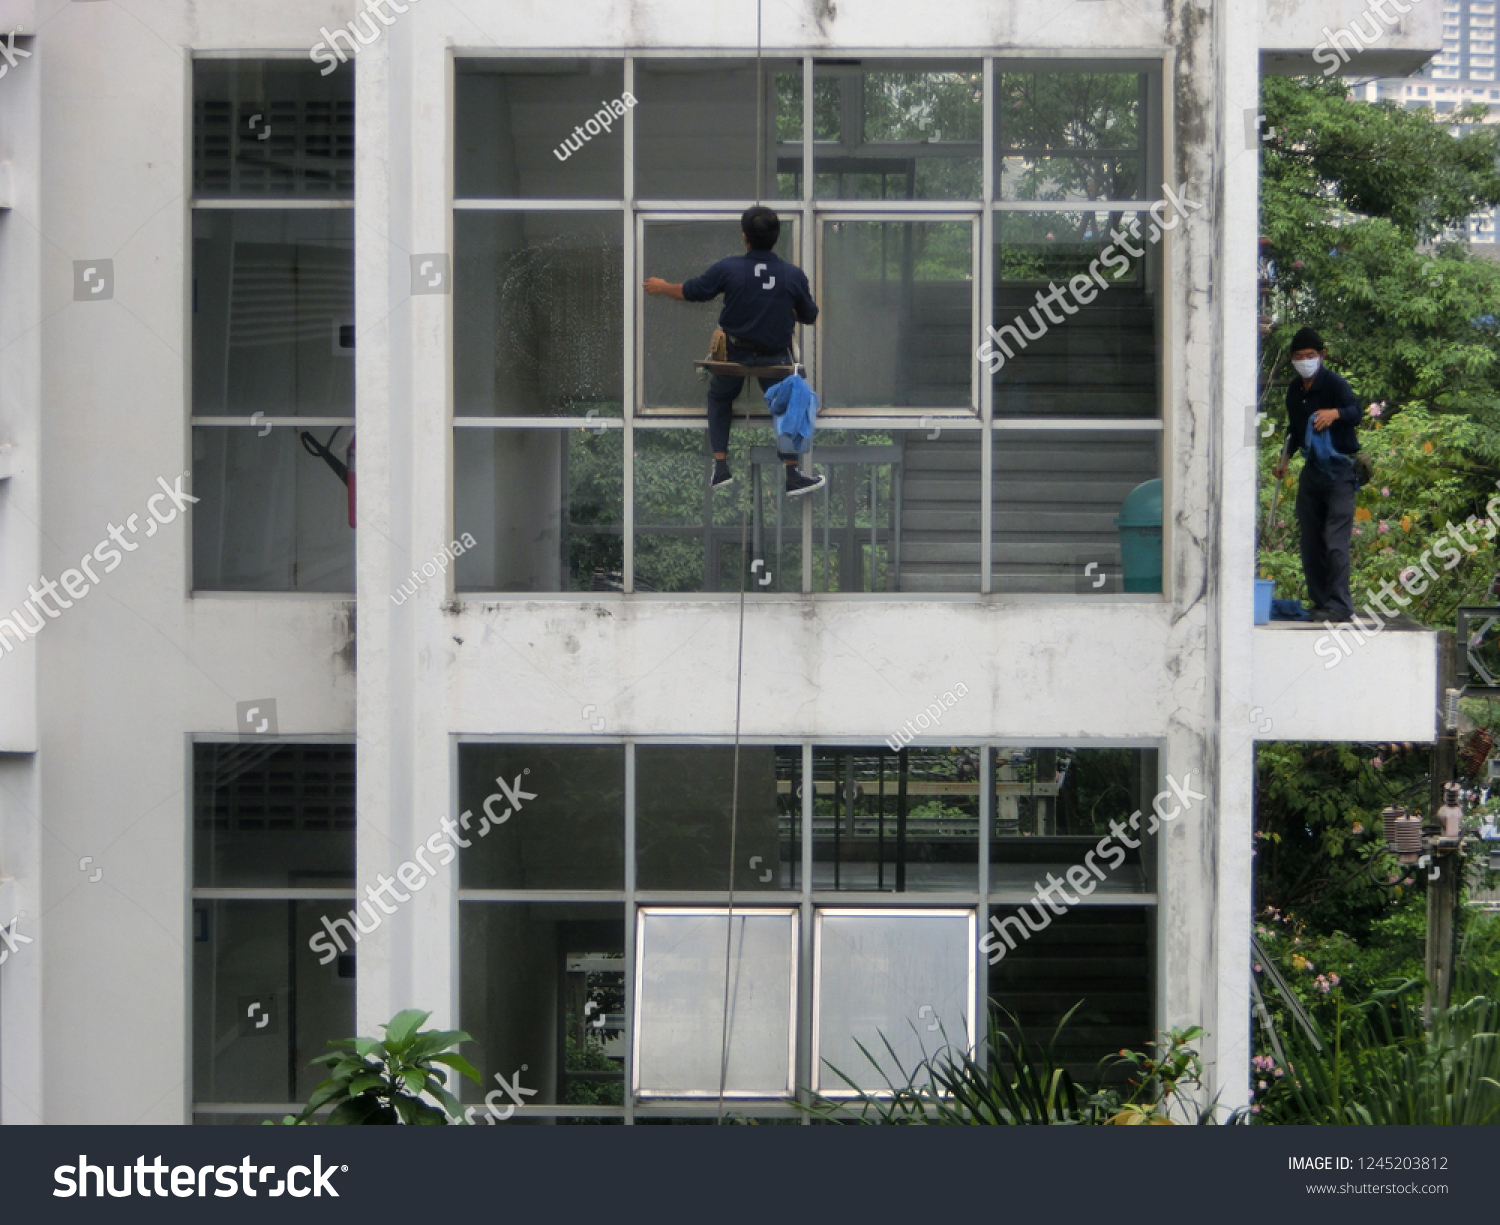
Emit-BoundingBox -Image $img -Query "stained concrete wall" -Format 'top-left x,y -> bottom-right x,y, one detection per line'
0,0 -> 1422,1123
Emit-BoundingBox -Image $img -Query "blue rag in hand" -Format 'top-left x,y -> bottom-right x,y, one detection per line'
764,372 -> 819,455
1304,417 -> 1353,474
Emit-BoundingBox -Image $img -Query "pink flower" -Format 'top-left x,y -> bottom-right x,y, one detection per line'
1291,261 -> 1304,270
1251,1105 -> 1261,1114
1259,1080 -> 1267,1089
1378,521 -> 1389,534
1329,973 -> 1340,987
1367,403 -> 1384,418
1380,486 -> 1390,497
1253,962 -> 1263,973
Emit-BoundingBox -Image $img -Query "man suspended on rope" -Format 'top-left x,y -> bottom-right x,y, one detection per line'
643,205 -> 825,497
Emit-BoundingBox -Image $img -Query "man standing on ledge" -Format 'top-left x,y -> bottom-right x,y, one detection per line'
1272,326 -> 1362,622
643,206 -> 825,496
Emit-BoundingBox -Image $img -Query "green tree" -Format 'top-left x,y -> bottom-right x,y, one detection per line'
1259,75 -> 1500,462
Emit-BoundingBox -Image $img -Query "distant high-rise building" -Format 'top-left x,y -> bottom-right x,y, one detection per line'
1356,1 -> 1500,241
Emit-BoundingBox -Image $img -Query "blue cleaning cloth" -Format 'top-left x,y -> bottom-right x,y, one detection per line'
764,372 -> 818,455
1304,417 -> 1354,473
1271,598 -> 1312,621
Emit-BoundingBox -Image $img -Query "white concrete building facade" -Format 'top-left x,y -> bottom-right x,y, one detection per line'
0,0 -> 1439,1124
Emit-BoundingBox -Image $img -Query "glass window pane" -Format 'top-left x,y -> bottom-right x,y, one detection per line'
991,430 -> 1160,593
455,427 -> 624,593
989,747 -> 1158,896
634,58 -> 802,201
821,219 -> 973,410
810,434 -> 901,593
456,745 -> 624,890
455,211 -> 623,418
811,747 -> 978,891
814,910 -> 973,1093
996,72 -> 1143,201
460,903 -> 626,1111
632,429 -> 803,595
192,426 -> 354,592
986,905 -> 1152,1086
635,908 -> 797,1097
806,427 -> 980,594
813,62 -> 983,201
193,60 -> 353,199
991,211 -> 1159,421
193,744 -> 355,888
192,901 -> 357,1103
635,746 -> 799,890
455,58 -> 625,199
641,217 -> 800,412
193,209 -> 354,417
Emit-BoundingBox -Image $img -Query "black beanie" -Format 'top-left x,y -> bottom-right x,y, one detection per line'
1290,326 -> 1325,353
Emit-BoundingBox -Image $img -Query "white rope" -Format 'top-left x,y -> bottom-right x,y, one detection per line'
715,0 -> 764,1126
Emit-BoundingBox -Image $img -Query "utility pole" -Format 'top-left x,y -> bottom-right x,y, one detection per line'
1426,630 -> 1460,1021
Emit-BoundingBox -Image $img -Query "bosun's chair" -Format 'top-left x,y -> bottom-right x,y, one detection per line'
691,327 -> 804,380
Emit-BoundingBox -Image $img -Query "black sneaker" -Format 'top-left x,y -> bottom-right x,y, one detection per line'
711,459 -> 733,490
785,467 -> 825,497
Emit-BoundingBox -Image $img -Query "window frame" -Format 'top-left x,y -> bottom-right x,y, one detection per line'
450,52 -> 1170,597
189,55 -> 357,596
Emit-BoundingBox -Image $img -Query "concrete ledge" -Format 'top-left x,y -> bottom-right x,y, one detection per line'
1252,619 -> 1437,742
1261,0 -> 1439,77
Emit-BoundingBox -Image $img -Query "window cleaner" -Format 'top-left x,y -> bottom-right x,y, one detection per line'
643,205 -> 825,497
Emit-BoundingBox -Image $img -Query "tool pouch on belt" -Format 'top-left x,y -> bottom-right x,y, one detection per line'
710,328 -> 727,362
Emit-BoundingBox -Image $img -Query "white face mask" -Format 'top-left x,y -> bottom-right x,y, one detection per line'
1292,356 -> 1321,379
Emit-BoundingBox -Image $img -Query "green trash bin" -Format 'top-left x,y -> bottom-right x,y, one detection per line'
1115,478 -> 1163,593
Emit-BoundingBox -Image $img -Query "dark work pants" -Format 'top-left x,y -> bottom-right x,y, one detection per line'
707,344 -> 797,461
1295,461 -> 1357,617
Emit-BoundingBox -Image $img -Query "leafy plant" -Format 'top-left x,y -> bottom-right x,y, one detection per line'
274,1009 -> 480,1126
805,1005 -> 1098,1125
804,1005 -> 1228,1125
1097,1026 -> 1211,1125
1254,982 -> 1500,1125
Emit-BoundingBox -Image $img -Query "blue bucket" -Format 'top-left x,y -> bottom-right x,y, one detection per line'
1254,578 -> 1274,625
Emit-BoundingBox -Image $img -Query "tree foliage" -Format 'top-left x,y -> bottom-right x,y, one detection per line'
1260,76 -> 1500,460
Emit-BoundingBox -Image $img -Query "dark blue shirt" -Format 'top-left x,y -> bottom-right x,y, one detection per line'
681,250 -> 818,352
1284,364 -> 1361,458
